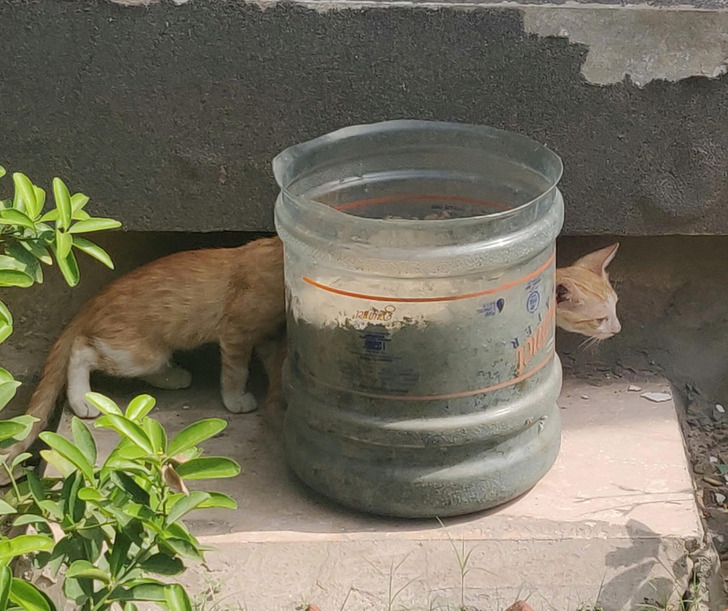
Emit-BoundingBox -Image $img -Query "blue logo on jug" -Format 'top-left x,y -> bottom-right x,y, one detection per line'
526,291 -> 540,313
361,332 -> 390,352
478,298 -> 505,317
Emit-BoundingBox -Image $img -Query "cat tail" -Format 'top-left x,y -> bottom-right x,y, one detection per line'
0,319 -> 82,484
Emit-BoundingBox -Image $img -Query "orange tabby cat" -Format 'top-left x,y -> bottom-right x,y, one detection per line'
0,239 -> 619,482
0,236 -> 285,478
555,243 -> 621,339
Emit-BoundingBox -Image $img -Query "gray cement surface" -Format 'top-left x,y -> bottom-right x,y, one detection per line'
40,377 -> 711,610
1,1 -> 727,235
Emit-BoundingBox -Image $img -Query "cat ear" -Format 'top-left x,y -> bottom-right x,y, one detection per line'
555,277 -> 582,307
573,243 -> 619,276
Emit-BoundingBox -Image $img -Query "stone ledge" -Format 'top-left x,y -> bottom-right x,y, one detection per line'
45,376 -> 711,610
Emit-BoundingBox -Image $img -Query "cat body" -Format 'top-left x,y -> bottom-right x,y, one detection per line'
0,238 -> 619,483
1,236 -> 285,475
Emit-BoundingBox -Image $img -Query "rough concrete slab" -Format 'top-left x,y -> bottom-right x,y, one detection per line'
48,376 -> 707,610
2,2 -> 727,235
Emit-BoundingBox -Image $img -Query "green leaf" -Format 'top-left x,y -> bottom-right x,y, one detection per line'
140,553 -> 184,576
68,218 -> 121,234
10,451 -> 32,469
123,603 -> 138,611
8,577 -> 54,611
165,491 -> 210,527
62,575 -> 92,607
0,209 -> 35,231
0,415 -> 35,442
111,472 -> 150,505
108,531 -> 132,577
52,178 -> 72,230
72,237 -> 114,269
129,582 -> 167,603
0,323 -> 11,345
0,167 -> 5,179
13,173 -> 39,219
143,418 -> 166,454
60,470 -> 85,523
0,420 -> 26,443
125,394 -> 156,421
19,240 -> 52,265
56,249 -> 79,287
0,302 -> 11,327
4,242 -> 42,284
0,500 -> 17,515
38,209 -> 57,223
66,560 -> 111,583
100,457 -> 149,477
198,491 -> 237,510
77,487 -> 104,502
37,499 -> 63,521
94,415 -> 153,454
12,514 -> 49,527
85,392 -> 122,416
0,270 -> 33,288
0,380 -> 21,410
161,538 -> 203,562
164,585 -> 192,611
25,471 -> 46,503
38,432 -> 94,481
71,417 -> 97,466
0,566 -> 10,610
0,535 -> 54,563
34,186 -> 46,212
55,228 -> 72,259
167,419 -> 227,457
70,193 -> 89,213
175,457 -> 240,480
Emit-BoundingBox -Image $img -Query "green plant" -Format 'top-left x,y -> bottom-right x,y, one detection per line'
0,167 -> 121,609
0,166 -> 120,464
2,392 -> 241,611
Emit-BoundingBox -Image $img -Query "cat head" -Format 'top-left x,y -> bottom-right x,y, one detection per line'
555,243 -> 621,339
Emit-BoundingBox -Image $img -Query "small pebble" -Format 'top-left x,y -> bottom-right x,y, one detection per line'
716,493 -> 726,504
716,404 -> 725,413
704,476 -> 724,487
182,405 -> 191,410
710,456 -> 719,463
581,394 -> 589,400
628,384 -> 642,392
641,391 -> 672,403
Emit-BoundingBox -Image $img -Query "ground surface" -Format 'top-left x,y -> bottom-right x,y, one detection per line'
45,372 -> 706,611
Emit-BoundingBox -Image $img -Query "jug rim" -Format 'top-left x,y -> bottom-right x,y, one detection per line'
272,119 -> 563,226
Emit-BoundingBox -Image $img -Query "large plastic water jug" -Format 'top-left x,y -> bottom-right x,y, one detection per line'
273,120 -> 564,518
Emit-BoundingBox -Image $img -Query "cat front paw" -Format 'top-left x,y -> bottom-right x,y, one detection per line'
222,391 -> 258,414
67,397 -> 100,419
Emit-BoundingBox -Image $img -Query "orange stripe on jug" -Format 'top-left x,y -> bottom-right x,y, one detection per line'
302,252 -> 555,303
305,351 -> 555,402
333,193 -> 510,212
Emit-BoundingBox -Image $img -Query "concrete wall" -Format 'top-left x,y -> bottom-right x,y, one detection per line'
1,0 -> 726,235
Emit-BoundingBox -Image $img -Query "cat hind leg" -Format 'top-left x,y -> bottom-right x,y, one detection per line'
66,337 -> 100,418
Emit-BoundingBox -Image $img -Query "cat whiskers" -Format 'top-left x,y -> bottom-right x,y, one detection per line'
579,335 -> 603,350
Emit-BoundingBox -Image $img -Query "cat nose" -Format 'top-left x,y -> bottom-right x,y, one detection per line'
611,319 -> 622,334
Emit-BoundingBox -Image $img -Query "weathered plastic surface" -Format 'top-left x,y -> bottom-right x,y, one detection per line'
273,120 -> 565,517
